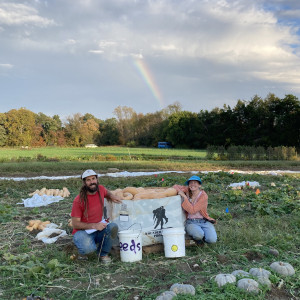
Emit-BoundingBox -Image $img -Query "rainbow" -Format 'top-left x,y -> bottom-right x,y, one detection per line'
133,58 -> 164,108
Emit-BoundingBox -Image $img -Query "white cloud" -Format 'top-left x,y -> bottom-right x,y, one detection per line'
98,40 -> 117,48
153,44 -> 177,52
279,9 -> 300,18
88,50 -> 104,54
0,0 -> 299,118
0,63 -> 13,68
252,70 -> 300,89
130,53 -> 143,59
65,39 -> 77,45
0,2 -> 55,27
75,0 -> 298,70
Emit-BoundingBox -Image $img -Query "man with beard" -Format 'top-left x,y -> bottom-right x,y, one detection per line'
71,169 -> 122,263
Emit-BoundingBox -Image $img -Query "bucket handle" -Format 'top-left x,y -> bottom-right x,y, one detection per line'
126,223 -> 142,238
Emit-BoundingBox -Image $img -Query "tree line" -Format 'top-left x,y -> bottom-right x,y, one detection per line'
0,93 -> 299,149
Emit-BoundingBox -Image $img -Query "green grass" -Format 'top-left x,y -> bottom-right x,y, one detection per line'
0,146 -> 207,160
0,146 -> 299,177
0,170 -> 299,299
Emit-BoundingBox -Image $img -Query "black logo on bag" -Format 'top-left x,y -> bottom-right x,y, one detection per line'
153,206 -> 168,229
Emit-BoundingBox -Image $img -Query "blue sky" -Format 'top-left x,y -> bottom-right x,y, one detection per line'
0,0 -> 299,121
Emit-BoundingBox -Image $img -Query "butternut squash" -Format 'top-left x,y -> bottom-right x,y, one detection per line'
112,188 -> 123,194
62,187 -> 70,197
133,191 -> 170,200
164,188 -> 177,197
122,192 -> 133,200
136,187 -> 145,193
112,187 -> 179,200
38,188 -> 46,196
28,189 -> 39,196
123,187 -> 139,195
29,187 -> 70,198
26,220 -> 51,231
133,192 -> 158,200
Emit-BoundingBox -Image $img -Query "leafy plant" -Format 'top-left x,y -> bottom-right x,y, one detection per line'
0,204 -> 18,223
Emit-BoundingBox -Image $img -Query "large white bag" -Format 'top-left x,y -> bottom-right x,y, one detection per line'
105,195 -> 186,246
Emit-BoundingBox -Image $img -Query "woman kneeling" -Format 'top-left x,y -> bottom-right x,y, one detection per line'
174,175 -> 217,245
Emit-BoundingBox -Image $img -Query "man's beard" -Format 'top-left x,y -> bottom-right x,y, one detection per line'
86,183 -> 99,193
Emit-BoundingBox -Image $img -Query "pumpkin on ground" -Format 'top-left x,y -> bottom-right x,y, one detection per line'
231,270 -> 250,277
257,276 -> 272,289
155,291 -> 176,300
270,261 -> 295,276
170,283 -> 195,295
268,248 -> 279,256
237,278 -> 260,294
215,274 -> 236,287
249,267 -> 271,278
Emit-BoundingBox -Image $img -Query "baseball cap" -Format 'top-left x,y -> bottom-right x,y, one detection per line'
81,169 -> 98,180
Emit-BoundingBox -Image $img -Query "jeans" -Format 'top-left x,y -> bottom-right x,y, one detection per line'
73,222 -> 118,256
185,218 -> 217,244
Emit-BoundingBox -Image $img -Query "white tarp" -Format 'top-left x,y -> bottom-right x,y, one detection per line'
35,223 -> 67,244
19,194 -> 64,207
228,181 -> 260,188
1,169 -> 299,181
105,195 -> 186,246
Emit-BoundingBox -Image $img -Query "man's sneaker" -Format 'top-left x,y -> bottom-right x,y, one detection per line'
100,256 -> 111,264
110,226 -> 118,239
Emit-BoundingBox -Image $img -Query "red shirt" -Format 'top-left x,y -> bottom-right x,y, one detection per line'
71,185 -> 107,234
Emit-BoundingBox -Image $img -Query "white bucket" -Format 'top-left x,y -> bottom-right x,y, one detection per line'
118,230 -> 142,262
162,227 -> 186,258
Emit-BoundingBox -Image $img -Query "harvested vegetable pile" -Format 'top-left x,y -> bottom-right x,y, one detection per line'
26,220 -> 51,231
29,187 -> 70,198
111,186 -> 178,200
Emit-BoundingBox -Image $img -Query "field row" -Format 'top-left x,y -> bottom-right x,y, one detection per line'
0,171 -> 299,299
0,146 -> 206,160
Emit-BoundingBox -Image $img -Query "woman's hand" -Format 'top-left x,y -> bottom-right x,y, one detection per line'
178,191 -> 187,203
178,190 -> 185,196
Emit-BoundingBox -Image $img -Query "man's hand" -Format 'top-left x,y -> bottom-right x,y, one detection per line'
107,191 -> 122,204
71,217 -> 107,231
93,222 -> 107,231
